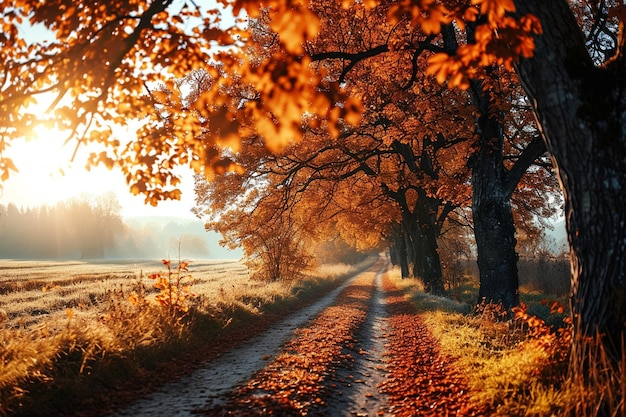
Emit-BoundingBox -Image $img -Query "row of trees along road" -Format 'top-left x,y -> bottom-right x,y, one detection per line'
1,0 -> 624,380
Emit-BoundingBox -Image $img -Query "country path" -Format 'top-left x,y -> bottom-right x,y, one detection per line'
107,258 -> 487,417
320,263 -> 391,416
107,259 -> 386,417
199,258 -> 391,416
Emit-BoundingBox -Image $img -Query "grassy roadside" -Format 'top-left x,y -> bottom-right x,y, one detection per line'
380,270 -> 490,416
387,267 -> 624,416
0,258 -> 377,417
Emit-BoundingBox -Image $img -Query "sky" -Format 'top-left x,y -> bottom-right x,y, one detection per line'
0,126 -> 199,220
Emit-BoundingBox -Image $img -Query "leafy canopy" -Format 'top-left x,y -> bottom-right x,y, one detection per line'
1,0 -> 541,204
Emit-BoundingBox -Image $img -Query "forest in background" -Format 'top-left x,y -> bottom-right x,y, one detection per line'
0,193 -> 241,260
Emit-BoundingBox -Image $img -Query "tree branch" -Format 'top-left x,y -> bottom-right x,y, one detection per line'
503,134 -> 547,198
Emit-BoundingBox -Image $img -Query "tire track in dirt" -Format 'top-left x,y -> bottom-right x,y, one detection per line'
109,259 -> 489,417
321,264 -> 392,416
107,265 -> 372,417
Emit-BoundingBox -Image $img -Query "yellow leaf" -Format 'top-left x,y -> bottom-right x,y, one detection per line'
128,292 -> 139,305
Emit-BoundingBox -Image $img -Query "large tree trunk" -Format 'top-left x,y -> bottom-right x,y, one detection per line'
415,189 -> 446,295
402,209 -> 445,295
403,220 -> 421,278
442,24 -> 522,310
383,139 -> 448,295
420,223 -> 445,295
471,104 -> 520,310
390,227 -> 410,279
513,0 -> 626,364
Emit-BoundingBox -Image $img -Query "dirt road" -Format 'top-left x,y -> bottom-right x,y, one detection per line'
320,267 -> 391,416
108,259 -> 485,416
109,261 -> 387,417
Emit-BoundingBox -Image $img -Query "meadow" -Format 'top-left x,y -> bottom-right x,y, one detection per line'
2,257 -> 622,416
0,259 -> 277,329
0,258 -> 365,416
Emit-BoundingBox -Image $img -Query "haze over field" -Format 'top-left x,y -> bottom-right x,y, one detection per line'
0,208 -> 242,260
0,135 -> 198,220
0,143 -> 242,260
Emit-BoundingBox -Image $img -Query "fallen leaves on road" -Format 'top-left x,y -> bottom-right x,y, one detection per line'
201,263 -> 490,416
379,272 -> 491,417
200,267 -> 378,416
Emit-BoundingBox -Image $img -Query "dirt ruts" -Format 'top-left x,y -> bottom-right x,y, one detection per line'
107,265 -> 367,417
199,260 -> 385,416
320,267 -> 392,416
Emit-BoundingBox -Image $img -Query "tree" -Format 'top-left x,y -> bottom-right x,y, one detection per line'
183,7 -> 472,291
0,0 -> 361,204
371,16 -> 555,308
0,193 -> 124,258
3,0 -> 552,297
509,0 -> 626,365
304,1 -> 557,305
5,0 -> 623,375
195,169 -> 316,281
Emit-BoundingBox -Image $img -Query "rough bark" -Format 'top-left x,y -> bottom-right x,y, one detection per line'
382,138 -> 448,295
390,227 -> 410,279
513,0 -> 626,363
414,189 -> 446,295
406,222 -> 445,295
385,185 -> 446,294
442,23 -> 525,309
471,131 -> 520,309
465,78 -> 520,308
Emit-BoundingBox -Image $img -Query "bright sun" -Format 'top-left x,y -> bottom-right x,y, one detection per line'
3,125 -> 118,205
1,124 -> 198,219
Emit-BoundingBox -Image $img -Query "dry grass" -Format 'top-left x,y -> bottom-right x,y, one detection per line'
0,258 -> 373,416
0,260 -> 247,328
388,266 -> 625,417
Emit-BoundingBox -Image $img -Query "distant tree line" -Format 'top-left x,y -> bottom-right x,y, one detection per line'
0,193 -> 212,259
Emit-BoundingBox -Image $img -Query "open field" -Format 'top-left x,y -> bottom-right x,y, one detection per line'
2,259 -> 622,417
0,259 -> 250,329
0,260 -> 359,330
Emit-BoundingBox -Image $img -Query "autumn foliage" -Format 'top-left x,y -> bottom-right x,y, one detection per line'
146,259 -> 197,316
1,0 -> 543,201
202,264 -> 377,416
3,0 -> 626,414
380,272 -> 490,416
4,0 -> 555,293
